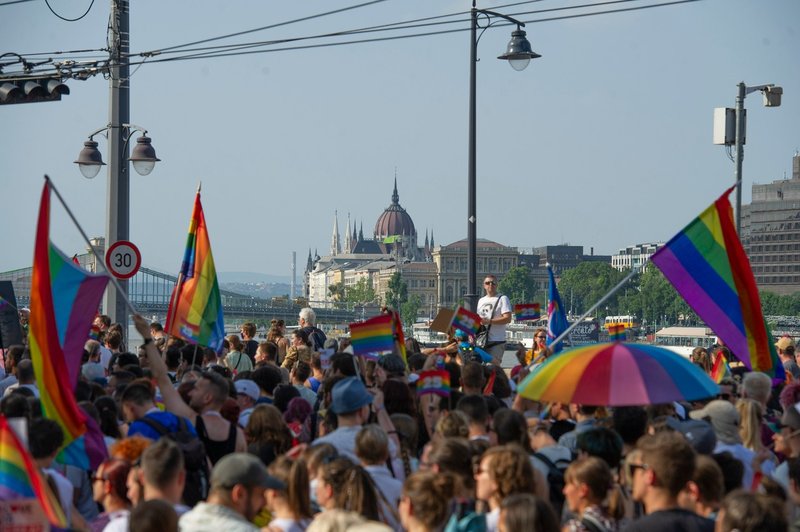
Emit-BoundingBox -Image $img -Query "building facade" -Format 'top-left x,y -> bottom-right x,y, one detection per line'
433,239 -> 519,307
611,243 -> 664,272
742,153 -> 800,295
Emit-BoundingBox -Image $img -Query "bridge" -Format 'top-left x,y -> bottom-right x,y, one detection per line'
0,262 -> 365,328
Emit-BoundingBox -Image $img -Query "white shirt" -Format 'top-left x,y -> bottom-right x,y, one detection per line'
179,502 -> 260,532
477,294 -> 512,342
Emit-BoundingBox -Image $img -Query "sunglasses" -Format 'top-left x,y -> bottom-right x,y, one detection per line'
535,335 -> 546,339
484,281 -> 497,285
626,462 -> 650,476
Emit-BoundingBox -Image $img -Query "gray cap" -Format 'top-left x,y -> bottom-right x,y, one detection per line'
665,417 -> 717,455
210,453 -> 285,490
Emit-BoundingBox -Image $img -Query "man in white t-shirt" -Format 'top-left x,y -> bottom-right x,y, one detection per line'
477,274 -> 512,366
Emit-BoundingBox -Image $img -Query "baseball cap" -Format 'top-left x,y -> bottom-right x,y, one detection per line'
665,417 -> 717,455
776,336 -> 796,351
689,400 -> 740,445
210,453 -> 285,490
330,376 -> 373,415
234,379 -> 260,401
377,354 -> 406,375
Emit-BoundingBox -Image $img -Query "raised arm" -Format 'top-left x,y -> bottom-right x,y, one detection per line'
132,314 -> 197,421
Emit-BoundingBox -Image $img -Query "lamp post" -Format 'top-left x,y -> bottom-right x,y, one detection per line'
732,82 -> 783,235
465,1 -> 540,312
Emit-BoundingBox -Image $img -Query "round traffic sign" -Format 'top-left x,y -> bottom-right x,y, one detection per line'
105,241 -> 142,279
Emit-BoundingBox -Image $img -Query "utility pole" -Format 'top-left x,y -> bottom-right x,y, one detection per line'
104,0 -> 131,327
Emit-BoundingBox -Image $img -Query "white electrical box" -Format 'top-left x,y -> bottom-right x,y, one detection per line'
713,107 -> 745,146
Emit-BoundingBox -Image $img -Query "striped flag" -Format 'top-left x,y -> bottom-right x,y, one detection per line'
546,265 -> 569,353
608,324 -> 626,341
29,182 -> 109,470
451,306 -> 482,337
0,415 -> 68,528
416,370 -> 450,397
350,314 -> 395,359
514,303 -> 541,321
651,186 -> 783,379
710,349 -> 732,383
166,190 -> 225,352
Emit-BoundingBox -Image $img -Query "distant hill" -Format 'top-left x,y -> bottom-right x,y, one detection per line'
218,271 -> 292,284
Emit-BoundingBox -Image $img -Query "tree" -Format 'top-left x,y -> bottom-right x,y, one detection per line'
345,277 -> 377,305
385,272 -> 408,310
498,266 -> 537,305
400,295 -> 423,326
557,262 -> 627,316
328,282 -> 345,302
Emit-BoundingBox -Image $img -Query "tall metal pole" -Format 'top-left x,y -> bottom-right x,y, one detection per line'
466,2 -> 478,312
734,81 -> 746,235
104,0 -> 131,327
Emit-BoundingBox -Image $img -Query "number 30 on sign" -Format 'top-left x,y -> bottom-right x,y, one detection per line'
105,241 -> 142,279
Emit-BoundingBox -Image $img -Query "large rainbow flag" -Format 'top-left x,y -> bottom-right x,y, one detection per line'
651,186 -> 782,378
350,314 -> 395,359
0,415 -> 68,528
166,190 -> 225,352
30,182 -> 109,468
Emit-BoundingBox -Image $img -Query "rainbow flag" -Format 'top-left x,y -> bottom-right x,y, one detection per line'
451,306 -> 482,337
651,187 -> 783,378
416,370 -> 450,397
389,310 -> 408,368
350,314 -> 395,359
547,266 -> 569,353
608,324 -> 626,341
0,415 -> 69,528
710,349 -> 731,383
514,303 -> 541,321
30,182 -> 109,467
166,190 -> 225,352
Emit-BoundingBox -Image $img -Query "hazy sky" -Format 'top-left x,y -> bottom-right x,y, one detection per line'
1,0 -> 798,282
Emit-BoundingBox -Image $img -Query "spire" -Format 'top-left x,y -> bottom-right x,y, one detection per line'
359,221 -> 364,241
424,229 -> 429,250
391,171 -> 399,205
330,211 -> 341,256
344,212 -> 352,253
430,230 -> 434,248
306,248 -> 313,272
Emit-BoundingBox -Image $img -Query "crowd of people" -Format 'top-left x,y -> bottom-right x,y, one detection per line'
2,300 -> 800,532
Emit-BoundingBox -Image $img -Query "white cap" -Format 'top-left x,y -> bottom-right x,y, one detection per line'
234,379 -> 260,401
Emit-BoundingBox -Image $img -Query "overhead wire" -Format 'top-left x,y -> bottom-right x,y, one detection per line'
44,0 -> 95,22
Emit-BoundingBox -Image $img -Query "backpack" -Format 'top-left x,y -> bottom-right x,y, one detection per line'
443,500 -> 486,532
304,326 -> 327,351
139,415 -> 210,506
533,451 -> 570,516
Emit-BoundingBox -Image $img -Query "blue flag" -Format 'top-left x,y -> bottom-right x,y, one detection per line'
546,265 -> 569,353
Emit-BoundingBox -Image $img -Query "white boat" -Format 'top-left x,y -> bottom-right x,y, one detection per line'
411,322 -> 450,347
654,326 -> 717,358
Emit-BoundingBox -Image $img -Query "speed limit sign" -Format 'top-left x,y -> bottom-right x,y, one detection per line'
105,241 -> 142,279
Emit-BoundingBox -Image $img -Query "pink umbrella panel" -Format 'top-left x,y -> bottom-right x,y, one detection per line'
517,342 -> 720,406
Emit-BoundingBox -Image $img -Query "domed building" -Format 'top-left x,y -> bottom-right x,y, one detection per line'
374,179 -> 417,242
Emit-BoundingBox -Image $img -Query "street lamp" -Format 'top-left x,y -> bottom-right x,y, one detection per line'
74,123 -> 160,328
465,1 -> 540,312
714,82 -> 783,235
75,124 -> 160,179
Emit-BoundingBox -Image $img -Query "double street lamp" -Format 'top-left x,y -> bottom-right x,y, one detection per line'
74,124 -> 161,327
465,2 -> 540,312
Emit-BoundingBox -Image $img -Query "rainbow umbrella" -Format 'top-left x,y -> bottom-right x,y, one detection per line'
517,342 -> 719,406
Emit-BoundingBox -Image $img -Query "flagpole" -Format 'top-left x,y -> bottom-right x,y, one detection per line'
45,176 -> 138,316
549,264 -> 643,351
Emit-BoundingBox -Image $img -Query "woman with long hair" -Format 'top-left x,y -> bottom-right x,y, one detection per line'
265,456 -> 313,532
282,330 -> 314,370
313,457 -> 381,522
737,398 -> 777,476
94,395 -> 125,446
246,404 -> 294,461
475,444 -> 545,532
562,456 -> 623,531
89,458 -> 132,532
268,319 -> 290,365
399,472 -> 457,532
691,347 -> 712,374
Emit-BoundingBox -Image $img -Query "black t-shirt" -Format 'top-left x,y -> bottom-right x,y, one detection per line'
243,339 -> 259,362
622,509 -> 714,532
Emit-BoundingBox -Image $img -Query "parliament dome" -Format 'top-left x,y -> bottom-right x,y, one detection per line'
374,179 -> 416,240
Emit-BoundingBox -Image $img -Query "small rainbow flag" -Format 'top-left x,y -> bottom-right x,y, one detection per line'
350,314 -> 395,359
651,186 -> 783,380
710,349 -> 732,383
166,189 -> 225,352
608,324 -> 626,341
0,415 -> 68,528
451,306 -> 482,337
514,303 -> 541,321
30,182 -> 110,469
416,370 -> 450,397
389,309 -> 408,368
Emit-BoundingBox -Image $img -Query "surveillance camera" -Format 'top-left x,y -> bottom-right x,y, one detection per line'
763,86 -> 783,107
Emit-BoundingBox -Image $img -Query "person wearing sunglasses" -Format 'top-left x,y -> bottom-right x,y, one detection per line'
477,275 -> 512,367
